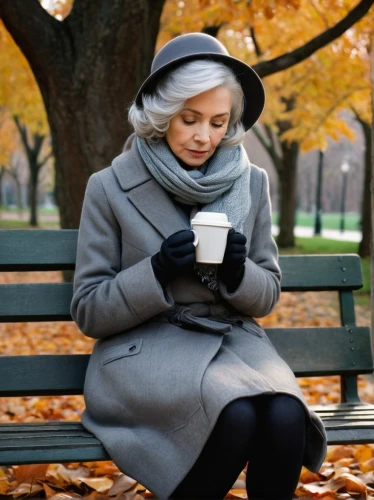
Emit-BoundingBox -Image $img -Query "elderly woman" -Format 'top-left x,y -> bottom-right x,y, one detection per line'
71,33 -> 326,500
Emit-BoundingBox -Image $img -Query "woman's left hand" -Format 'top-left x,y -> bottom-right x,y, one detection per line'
218,229 -> 247,293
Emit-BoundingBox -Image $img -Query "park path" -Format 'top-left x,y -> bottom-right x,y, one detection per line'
272,225 -> 362,242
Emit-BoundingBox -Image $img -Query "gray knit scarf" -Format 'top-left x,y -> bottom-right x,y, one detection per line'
137,136 -> 251,290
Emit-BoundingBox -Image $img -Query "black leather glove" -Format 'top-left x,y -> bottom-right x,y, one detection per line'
218,229 -> 247,293
151,230 -> 196,287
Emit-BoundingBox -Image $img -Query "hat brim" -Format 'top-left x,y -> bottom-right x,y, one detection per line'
135,53 -> 265,132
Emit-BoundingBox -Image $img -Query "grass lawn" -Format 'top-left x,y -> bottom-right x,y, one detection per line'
278,236 -> 370,307
0,220 -> 59,229
0,206 -> 58,215
273,212 -> 361,231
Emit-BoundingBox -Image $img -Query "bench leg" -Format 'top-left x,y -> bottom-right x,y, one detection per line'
340,375 -> 360,404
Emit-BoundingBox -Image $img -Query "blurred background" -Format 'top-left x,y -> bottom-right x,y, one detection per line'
0,0 -> 373,291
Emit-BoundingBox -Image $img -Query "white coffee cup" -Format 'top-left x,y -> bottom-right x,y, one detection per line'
190,212 -> 232,264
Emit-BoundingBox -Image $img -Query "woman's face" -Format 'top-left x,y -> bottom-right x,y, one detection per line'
165,86 -> 232,169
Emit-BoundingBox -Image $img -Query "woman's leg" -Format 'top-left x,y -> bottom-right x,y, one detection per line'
246,394 -> 307,500
170,398 -> 257,499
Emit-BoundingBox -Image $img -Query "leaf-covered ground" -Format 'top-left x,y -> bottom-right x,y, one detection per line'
0,270 -> 373,499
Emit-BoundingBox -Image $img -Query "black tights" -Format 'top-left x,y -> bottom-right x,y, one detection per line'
170,394 -> 307,500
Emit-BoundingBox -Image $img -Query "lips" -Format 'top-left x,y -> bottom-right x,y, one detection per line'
187,149 -> 208,157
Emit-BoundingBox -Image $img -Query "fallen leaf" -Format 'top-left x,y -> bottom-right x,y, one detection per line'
231,479 -> 246,489
0,479 -> 9,495
360,458 -> 374,473
327,446 -> 356,462
48,494 -> 82,500
10,481 -> 44,498
108,474 -> 137,496
79,476 -> 114,493
48,464 -> 90,485
226,489 -> 247,498
13,463 -> 49,484
300,466 -> 324,483
355,445 -> 373,463
299,477 -> 346,495
339,472 -> 366,493
44,483 -> 59,498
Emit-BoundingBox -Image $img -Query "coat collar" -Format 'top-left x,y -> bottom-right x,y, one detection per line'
111,133 -> 188,239
112,133 -> 152,191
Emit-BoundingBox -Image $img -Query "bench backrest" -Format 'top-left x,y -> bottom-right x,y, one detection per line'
0,230 -> 372,397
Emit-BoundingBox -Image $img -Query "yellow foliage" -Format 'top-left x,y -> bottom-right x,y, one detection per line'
160,0 -> 373,151
0,109 -> 19,166
0,21 -> 49,137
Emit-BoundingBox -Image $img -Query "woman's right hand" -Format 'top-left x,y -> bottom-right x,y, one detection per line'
151,230 -> 196,286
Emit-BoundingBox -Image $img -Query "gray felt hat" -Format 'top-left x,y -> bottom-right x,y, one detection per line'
135,33 -> 265,132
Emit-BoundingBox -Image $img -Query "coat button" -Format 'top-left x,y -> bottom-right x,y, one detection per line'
129,345 -> 136,352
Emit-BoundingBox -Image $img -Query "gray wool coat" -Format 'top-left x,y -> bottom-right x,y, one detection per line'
71,134 -> 327,499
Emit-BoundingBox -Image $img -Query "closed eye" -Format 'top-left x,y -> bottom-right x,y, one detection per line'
183,120 -> 224,128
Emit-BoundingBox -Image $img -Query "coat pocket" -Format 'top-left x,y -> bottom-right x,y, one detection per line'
101,339 -> 143,366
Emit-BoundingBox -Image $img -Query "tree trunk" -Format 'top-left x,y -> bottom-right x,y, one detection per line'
0,166 -> 5,208
29,169 -> 38,227
14,177 -> 22,212
314,151 -> 325,236
277,140 -> 299,247
370,31 -> 374,361
13,117 -> 46,227
2,0 -> 165,229
358,119 -> 371,258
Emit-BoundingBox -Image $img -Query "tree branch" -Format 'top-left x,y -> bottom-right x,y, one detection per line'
0,0 -> 72,90
202,25 -> 223,37
252,124 -> 282,171
253,0 -> 374,78
39,151 -> 53,168
12,115 -> 31,159
249,25 -> 262,58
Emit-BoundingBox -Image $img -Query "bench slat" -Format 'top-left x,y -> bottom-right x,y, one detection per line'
321,415 -> 374,421
279,254 -> 363,290
0,422 -> 84,431
0,284 -> 73,321
317,411 -> 374,416
0,230 -> 77,271
0,231 -> 364,290
326,429 -> 374,445
0,327 -> 371,396
0,422 -> 109,465
2,406 -> 374,465
266,327 -> 372,376
0,437 -> 100,448
0,282 -> 360,324
0,355 -> 89,396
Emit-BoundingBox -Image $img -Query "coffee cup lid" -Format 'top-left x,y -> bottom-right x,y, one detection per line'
191,221 -> 232,228
191,211 -> 228,223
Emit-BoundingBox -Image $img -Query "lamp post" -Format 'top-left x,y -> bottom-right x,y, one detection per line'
314,151 -> 324,236
340,160 -> 350,233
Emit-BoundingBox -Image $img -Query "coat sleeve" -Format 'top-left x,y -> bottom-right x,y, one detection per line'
218,168 -> 281,317
70,173 -> 173,339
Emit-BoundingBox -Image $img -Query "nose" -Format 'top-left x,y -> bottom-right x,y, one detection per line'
194,123 -> 210,144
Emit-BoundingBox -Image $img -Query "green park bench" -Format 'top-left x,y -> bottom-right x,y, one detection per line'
0,229 -> 373,466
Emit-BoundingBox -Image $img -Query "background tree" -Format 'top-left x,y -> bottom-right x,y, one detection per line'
0,109 -> 18,207
1,0 -> 373,229
370,29 -> 374,359
0,0 -> 165,229
0,21 -> 52,225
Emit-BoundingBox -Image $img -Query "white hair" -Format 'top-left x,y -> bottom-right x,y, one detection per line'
128,60 -> 245,147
